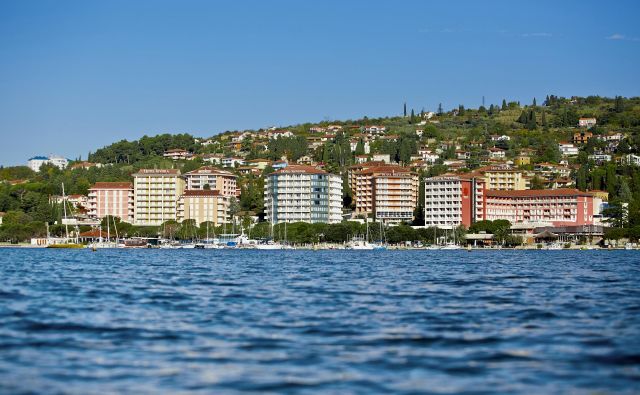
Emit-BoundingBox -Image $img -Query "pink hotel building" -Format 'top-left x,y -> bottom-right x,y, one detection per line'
87,182 -> 134,223
425,175 -> 601,228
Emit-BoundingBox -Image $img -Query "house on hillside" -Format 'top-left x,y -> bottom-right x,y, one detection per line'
578,117 -> 597,128
163,149 -> 192,160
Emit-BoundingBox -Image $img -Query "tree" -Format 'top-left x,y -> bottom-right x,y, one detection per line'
530,176 -> 546,190
437,103 -> 443,115
541,109 -> 548,129
410,109 -> 415,124
532,97 -> 537,107
501,99 -> 507,111
526,110 -> 537,130
615,96 -> 624,113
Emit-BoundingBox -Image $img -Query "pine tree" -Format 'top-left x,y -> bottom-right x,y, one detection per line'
501,99 -> 507,111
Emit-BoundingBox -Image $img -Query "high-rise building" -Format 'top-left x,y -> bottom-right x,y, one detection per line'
264,165 -> 342,224
353,164 -> 418,224
132,169 -> 185,226
177,190 -> 230,226
182,166 -> 237,196
87,182 -> 134,223
424,175 -> 485,229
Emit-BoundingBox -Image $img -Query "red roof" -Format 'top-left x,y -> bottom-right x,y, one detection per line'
270,164 -> 327,175
183,166 -> 235,176
182,190 -> 222,197
358,165 -> 414,175
79,229 -> 110,238
89,182 -> 132,190
133,169 -> 180,175
485,188 -> 594,198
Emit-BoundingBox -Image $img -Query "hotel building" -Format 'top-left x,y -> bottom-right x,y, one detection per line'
177,190 -> 230,226
132,169 -> 185,226
182,166 -> 237,196
264,165 -> 342,224
87,182 -> 134,222
484,189 -> 600,227
470,166 -> 530,191
353,164 -> 419,224
424,175 -> 486,229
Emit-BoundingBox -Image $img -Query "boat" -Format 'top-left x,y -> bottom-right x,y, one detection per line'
441,242 -> 462,250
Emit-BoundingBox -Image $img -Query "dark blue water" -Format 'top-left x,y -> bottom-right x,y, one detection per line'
1,249 -> 639,394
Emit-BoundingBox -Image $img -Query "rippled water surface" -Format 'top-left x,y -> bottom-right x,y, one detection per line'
1,249 -> 639,394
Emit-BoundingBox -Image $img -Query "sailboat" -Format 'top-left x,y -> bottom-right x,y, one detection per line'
440,221 -> 462,250
347,219 -> 375,250
88,215 -> 121,249
47,183 -> 84,248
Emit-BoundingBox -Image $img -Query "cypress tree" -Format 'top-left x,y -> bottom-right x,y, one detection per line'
437,103 -> 443,115
615,96 -> 624,113
501,99 -> 507,110
541,109 -> 548,129
410,109 -> 415,124
533,97 -> 537,107
526,110 -> 537,130
404,102 -> 407,117
518,110 -> 528,124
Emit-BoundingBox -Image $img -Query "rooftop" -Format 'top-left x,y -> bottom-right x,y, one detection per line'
89,182 -> 133,190
485,188 -> 594,198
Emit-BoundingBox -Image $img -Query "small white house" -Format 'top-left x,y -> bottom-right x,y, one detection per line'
559,143 -> 579,156
578,117 -> 597,128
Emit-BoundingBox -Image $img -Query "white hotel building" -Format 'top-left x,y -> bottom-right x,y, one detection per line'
264,165 -> 342,224
132,169 -> 185,226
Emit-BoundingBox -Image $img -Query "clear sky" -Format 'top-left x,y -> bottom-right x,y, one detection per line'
1,0 -> 639,166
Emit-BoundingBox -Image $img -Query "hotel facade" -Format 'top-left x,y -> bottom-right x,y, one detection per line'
87,182 -> 135,223
424,175 -> 486,229
182,166 -> 237,196
264,165 -> 342,224
177,190 -> 230,226
425,175 -> 600,228
352,164 -> 419,224
132,169 -> 185,226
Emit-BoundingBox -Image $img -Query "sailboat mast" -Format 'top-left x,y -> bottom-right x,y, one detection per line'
62,183 -> 69,240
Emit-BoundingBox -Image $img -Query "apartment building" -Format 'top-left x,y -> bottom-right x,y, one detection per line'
264,165 -> 342,224
87,182 -> 134,222
470,166 -> 530,191
353,165 -> 419,224
424,175 -> 485,229
27,155 -> 68,172
132,169 -> 185,226
484,189 -> 600,227
182,166 -> 237,196
177,190 -> 230,226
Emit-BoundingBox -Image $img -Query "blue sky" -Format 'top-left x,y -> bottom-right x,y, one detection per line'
1,0 -> 639,166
